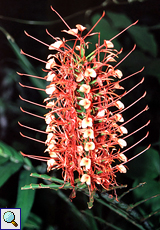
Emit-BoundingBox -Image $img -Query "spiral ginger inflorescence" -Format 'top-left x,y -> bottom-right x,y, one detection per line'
19,8 -> 150,204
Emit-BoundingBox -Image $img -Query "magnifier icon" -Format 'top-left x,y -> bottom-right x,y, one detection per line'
3,211 -> 18,227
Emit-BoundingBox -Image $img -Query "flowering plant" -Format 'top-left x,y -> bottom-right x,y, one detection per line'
18,8 -> 150,208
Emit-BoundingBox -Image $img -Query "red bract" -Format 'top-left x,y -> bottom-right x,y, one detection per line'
19,8 -> 150,206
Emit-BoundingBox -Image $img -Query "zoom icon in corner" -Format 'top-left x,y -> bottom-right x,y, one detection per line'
0,209 -> 21,230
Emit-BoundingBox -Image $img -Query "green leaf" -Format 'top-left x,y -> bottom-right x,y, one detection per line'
106,12 -> 132,28
119,182 -> 146,200
94,195 -> 146,230
0,27 -> 33,71
120,50 -> 151,72
57,190 -> 89,229
83,210 -> 123,230
22,182 -> 73,190
0,156 -> 9,165
15,169 -> 37,229
128,26 -> 157,57
0,142 -> 12,158
132,178 -> 160,214
24,212 -> 42,229
23,157 -> 33,170
30,173 -> 64,184
106,11 -> 157,57
90,79 -> 97,85
144,58 -> 160,83
0,198 -> 9,208
0,141 -> 24,163
83,210 -> 99,230
0,161 -> 22,187
0,27 -> 46,97
127,148 -> 160,179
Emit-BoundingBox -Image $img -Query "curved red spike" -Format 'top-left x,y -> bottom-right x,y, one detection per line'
20,132 -> 45,144
20,151 -> 49,161
19,95 -> 46,108
20,107 -> 45,119
18,121 -> 47,134
19,82 -> 45,92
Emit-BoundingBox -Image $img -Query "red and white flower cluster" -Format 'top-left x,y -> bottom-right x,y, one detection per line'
44,21 -> 129,195
19,9 -> 149,202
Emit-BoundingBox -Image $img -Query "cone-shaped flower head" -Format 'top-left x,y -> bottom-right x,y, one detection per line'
19,9 -> 149,207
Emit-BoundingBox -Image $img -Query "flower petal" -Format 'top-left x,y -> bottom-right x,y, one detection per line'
84,68 -> 96,78
115,69 -> 123,79
76,24 -> 86,32
119,126 -> 128,134
80,157 -> 91,170
115,101 -> 124,110
79,99 -> 91,109
84,142 -> 95,151
104,40 -> 114,48
46,58 -> 56,69
82,118 -> 92,128
117,164 -> 127,173
62,28 -> 78,36
119,153 -> 127,162
83,129 -> 94,139
76,73 -> 84,82
49,41 -> 63,50
81,174 -> 91,185
45,84 -> 56,95
118,139 -> 127,148
79,84 -> 91,93
47,159 -> 57,171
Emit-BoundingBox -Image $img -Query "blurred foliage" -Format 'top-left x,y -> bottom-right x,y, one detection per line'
0,0 -> 160,229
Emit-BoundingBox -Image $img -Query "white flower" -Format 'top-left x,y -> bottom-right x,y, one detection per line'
79,84 -> 91,93
79,99 -> 91,109
117,164 -> 127,173
104,40 -> 114,48
84,142 -> 95,151
83,129 -> 94,139
45,133 -> 54,144
49,41 -> 63,50
50,152 -> 58,158
76,73 -> 84,82
96,109 -> 105,118
46,125 -> 55,132
62,28 -> 78,36
115,69 -> 123,79
80,157 -> 91,170
118,139 -> 127,148
82,118 -> 92,128
47,159 -> 57,171
76,24 -> 86,32
77,146 -> 83,155
84,68 -> 96,78
81,174 -> 91,185
45,113 -> 55,124
119,153 -> 127,162
46,72 -> 56,81
45,84 -> 56,95
46,101 -> 55,109
46,58 -> 56,69
119,126 -> 128,134
115,101 -> 124,110
114,114 -> 124,122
